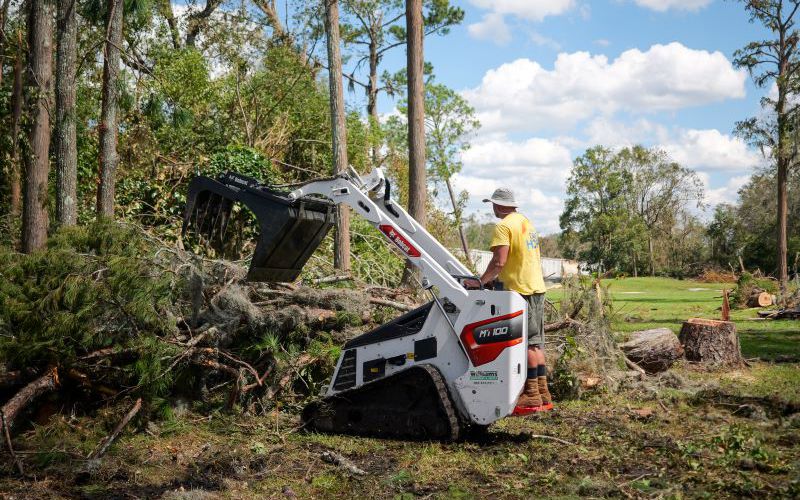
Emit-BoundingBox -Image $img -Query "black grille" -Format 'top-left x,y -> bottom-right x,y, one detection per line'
332,349 -> 357,390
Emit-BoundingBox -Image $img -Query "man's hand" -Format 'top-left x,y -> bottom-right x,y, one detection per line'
462,278 -> 482,289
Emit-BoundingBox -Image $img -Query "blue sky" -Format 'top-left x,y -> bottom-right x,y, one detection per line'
349,0 -> 772,234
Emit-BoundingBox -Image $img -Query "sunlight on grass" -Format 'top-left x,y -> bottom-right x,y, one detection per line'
548,277 -> 800,360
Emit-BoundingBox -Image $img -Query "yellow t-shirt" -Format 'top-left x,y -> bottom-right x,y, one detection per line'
489,212 -> 547,295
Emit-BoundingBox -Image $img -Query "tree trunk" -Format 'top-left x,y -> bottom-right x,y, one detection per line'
324,0 -> 350,272
158,0 -> 180,49
777,157 -> 788,297
619,328 -> 684,373
445,176 -> 472,267
97,0 -> 123,218
22,0 -> 53,253
406,0 -> 425,227
678,318 -> 744,368
55,0 -> 78,226
367,18 -> 380,166
9,30 -> 23,217
648,236 -> 655,276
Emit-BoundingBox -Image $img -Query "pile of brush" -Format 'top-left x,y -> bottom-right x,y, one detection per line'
0,221 -> 419,449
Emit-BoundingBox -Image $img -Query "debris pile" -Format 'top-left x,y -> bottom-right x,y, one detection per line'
0,221 -> 418,441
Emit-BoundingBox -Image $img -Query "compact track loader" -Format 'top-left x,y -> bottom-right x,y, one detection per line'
183,168 -> 529,440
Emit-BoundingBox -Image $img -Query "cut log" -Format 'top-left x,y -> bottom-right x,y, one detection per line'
620,328 -> 684,373
747,291 -> 773,308
678,319 -> 744,368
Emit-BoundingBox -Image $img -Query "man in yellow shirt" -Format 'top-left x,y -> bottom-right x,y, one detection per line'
464,188 -> 553,414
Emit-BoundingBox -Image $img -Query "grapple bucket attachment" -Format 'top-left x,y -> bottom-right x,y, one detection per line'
182,171 -> 335,282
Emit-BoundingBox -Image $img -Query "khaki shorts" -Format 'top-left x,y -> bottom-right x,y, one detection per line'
523,293 -> 545,348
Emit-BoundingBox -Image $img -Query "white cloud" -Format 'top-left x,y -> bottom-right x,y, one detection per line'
662,129 -> 764,172
698,173 -> 750,206
456,136 -> 573,234
594,38 -> 611,47
470,0 -> 577,22
463,43 -> 747,134
584,117 -> 670,147
633,0 -> 713,12
467,13 -> 512,45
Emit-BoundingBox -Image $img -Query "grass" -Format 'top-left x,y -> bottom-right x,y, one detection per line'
547,276 -> 800,360
1,277 -> 798,498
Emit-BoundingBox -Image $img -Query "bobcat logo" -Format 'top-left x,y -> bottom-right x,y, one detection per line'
526,231 -> 539,251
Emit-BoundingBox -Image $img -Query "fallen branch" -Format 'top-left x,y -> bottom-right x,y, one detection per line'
0,366 -> 59,433
623,355 -> 646,376
544,317 -> 584,332
321,450 -> 366,476
308,275 -> 352,285
1,410 -> 24,475
369,298 -> 415,311
88,397 -> 142,460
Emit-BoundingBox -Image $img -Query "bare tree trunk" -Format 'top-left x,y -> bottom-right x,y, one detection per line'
324,0 -> 350,272
55,0 -> 78,226
9,30 -> 23,217
97,0 -> 123,218
406,0 -> 425,227
777,157 -> 788,296
367,17 -> 380,166
22,0 -> 53,253
648,236 -> 655,276
445,177 -> 472,267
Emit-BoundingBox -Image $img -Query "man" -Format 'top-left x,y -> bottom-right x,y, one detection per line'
464,188 -> 553,415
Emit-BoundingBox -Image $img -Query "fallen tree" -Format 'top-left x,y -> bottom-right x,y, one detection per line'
620,328 -> 684,374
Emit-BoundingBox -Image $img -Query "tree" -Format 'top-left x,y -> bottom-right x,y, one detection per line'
340,0 -> 463,163
96,0 -> 124,218
559,147 -> 644,273
406,0 -> 425,227
55,0 -> 79,226
324,0 -> 351,272
422,82 -> 479,263
617,146 -> 703,276
707,203 -> 741,268
22,0 -> 54,252
733,0 -> 800,296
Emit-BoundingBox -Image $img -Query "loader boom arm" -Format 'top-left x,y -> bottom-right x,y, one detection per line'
289,168 -> 472,309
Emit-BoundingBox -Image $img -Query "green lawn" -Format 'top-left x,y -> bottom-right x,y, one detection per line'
547,276 -> 800,360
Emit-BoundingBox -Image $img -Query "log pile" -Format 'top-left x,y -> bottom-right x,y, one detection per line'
678,318 -> 744,368
620,328 -> 684,374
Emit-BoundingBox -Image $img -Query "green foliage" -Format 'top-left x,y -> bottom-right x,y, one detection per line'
0,221 -> 178,398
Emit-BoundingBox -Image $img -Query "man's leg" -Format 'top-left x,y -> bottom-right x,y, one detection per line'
513,296 -> 543,414
532,346 -> 552,408
531,293 -> 553,409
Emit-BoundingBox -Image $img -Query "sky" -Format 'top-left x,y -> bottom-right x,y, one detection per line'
353,0 -> 772,234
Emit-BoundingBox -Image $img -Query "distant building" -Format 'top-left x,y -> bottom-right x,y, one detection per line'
468,250 -> 584,283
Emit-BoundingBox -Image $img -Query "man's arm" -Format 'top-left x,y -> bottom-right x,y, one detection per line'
465,245 -> 508,288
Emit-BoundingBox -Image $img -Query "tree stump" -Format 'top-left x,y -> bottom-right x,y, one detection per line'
620,328 -> 684,373
678,319 -> 744,368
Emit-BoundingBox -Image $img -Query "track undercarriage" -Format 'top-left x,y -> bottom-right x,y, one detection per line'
302,365 -> 465,441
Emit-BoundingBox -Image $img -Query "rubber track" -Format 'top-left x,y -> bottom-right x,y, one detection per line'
303,365 -> 464,441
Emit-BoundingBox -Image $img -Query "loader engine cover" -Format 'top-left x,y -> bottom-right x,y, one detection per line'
182,172 -> 335,282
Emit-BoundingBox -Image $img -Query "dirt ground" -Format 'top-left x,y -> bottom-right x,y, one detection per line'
1,362 -> 798,499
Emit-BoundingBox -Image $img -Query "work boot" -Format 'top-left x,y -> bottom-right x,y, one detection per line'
538,376 -> 553,410
512,379 -> 543,416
